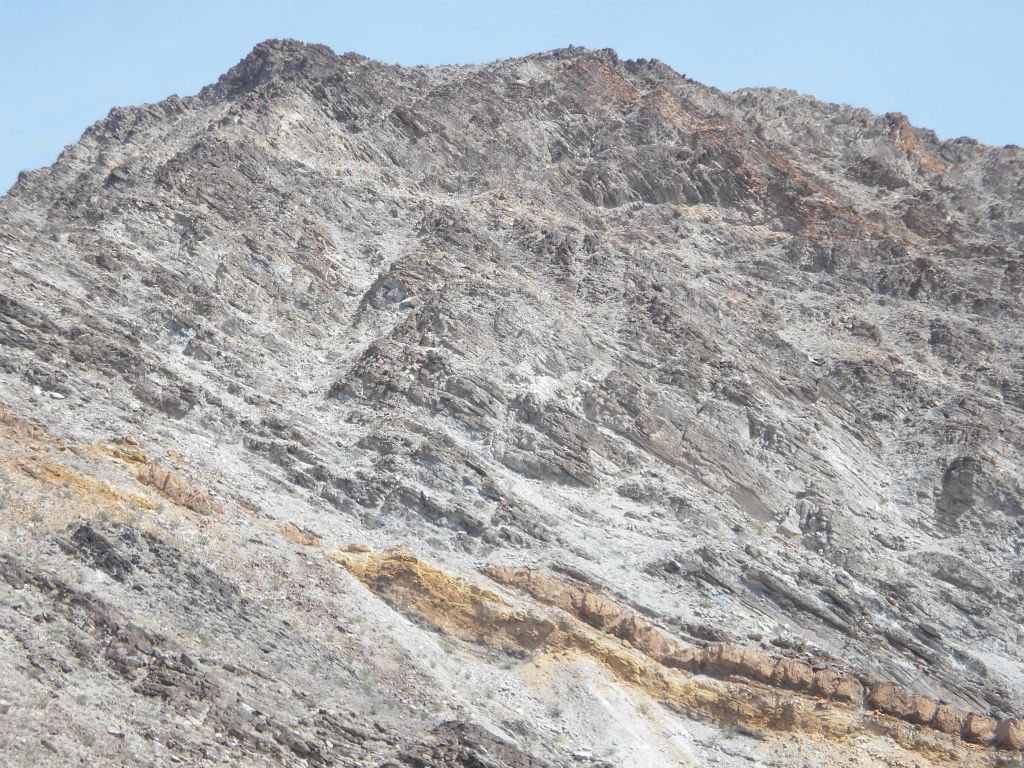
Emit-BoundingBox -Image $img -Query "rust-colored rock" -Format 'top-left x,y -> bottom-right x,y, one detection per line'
740,649 -> 776,682
616,614 -> 670,660
662,645 -> 703,671
811,668 -> 865,705
697,644 -> 779,685
279,522 -> 321,547
834,676 -> 866,706
135,463 -> 222,516
908,695 -> 937,725
704,643 -> 745,676
995,718 -> 1024,751
339,548 -> 1024,760
930,703 -> 966,736
867,682 -> 915,719
482,564 -> 1024,751
579,591 -> 620,630
0,408 -> 51,442
962,713 -> 997,745
770,657 -> 814,691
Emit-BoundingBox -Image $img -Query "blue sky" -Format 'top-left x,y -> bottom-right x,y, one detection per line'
1,0 -> 1022,193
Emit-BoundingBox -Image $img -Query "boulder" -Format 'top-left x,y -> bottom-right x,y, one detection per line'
930,703 -> 966,736
834,675 -> 866,706
663,645 -> 703,671
703,645 -> 782,684
908,695 -> 938,725
994,718 -> 1024,751
962,713 -> 997,745
616,614 -> 669,660
866,682 -> 914,719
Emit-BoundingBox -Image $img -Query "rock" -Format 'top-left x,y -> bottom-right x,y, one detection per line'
579,591 -> 623,631
771,658 -> 814,692
134,463 -> 222,516
737,648 -> 776,682
994,718 -> 1024,751
930,703 -> 966,736
1,36 -> 1023,768
962,713 -> 997,744
866,683 -> 915,719
663,645 -> 703,670
616,614 -> 671,660
63,524 -> 135,581
776,508 -> 802,539
834,676 -> 866,706
811,669 -> 865,705
704,643 -> 746,676
279,522 -> 321,547
908,695 -> 938,725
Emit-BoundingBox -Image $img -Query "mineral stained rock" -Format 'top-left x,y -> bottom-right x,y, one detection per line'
0,39 -> 1022,767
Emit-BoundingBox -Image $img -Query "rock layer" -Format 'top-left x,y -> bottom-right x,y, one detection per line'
338,548 -> 1001,764
484,564 -> 1019,749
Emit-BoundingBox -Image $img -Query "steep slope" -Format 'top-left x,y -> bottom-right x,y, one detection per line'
1,40 -> 1022,766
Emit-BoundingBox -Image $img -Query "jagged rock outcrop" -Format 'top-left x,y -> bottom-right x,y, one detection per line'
484,563 -> 1020,749
342,548 -> 1018,763
1,39 -> 1022,766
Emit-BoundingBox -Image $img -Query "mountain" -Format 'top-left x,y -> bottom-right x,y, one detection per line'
1,39 -> 1022,766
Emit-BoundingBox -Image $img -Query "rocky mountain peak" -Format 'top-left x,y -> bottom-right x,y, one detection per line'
1,40 -> 1022,766
203,38 -> 362,99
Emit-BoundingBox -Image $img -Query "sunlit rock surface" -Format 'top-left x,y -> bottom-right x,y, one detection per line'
1,40 -> 1022,766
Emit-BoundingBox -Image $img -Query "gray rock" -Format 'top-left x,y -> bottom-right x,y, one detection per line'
0,39 -> 1022,767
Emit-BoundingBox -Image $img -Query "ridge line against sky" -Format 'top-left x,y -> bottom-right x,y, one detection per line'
1,0 -> 1022,193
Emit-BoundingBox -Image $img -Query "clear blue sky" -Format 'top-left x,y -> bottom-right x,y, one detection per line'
2,0 -> 1022,193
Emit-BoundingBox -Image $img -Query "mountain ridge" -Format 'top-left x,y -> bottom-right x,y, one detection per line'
9,38 -> 1020,201
1,40 -> 1022,766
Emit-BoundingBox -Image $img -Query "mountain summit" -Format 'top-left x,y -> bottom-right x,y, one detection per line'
1,41 -> 1022,766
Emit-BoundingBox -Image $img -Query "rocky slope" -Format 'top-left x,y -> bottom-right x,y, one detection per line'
1,40 -> 1022,766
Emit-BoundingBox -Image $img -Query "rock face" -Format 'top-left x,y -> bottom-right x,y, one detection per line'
0,39 -> 1022,766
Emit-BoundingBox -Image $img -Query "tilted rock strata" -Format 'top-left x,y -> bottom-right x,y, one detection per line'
484,564 -> 1022,751
132,461 -> 223,516
337,548 -> 1020,761
1,38 -> 1023,766
0,404 -> 1019,764
0,415 -> 557,767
